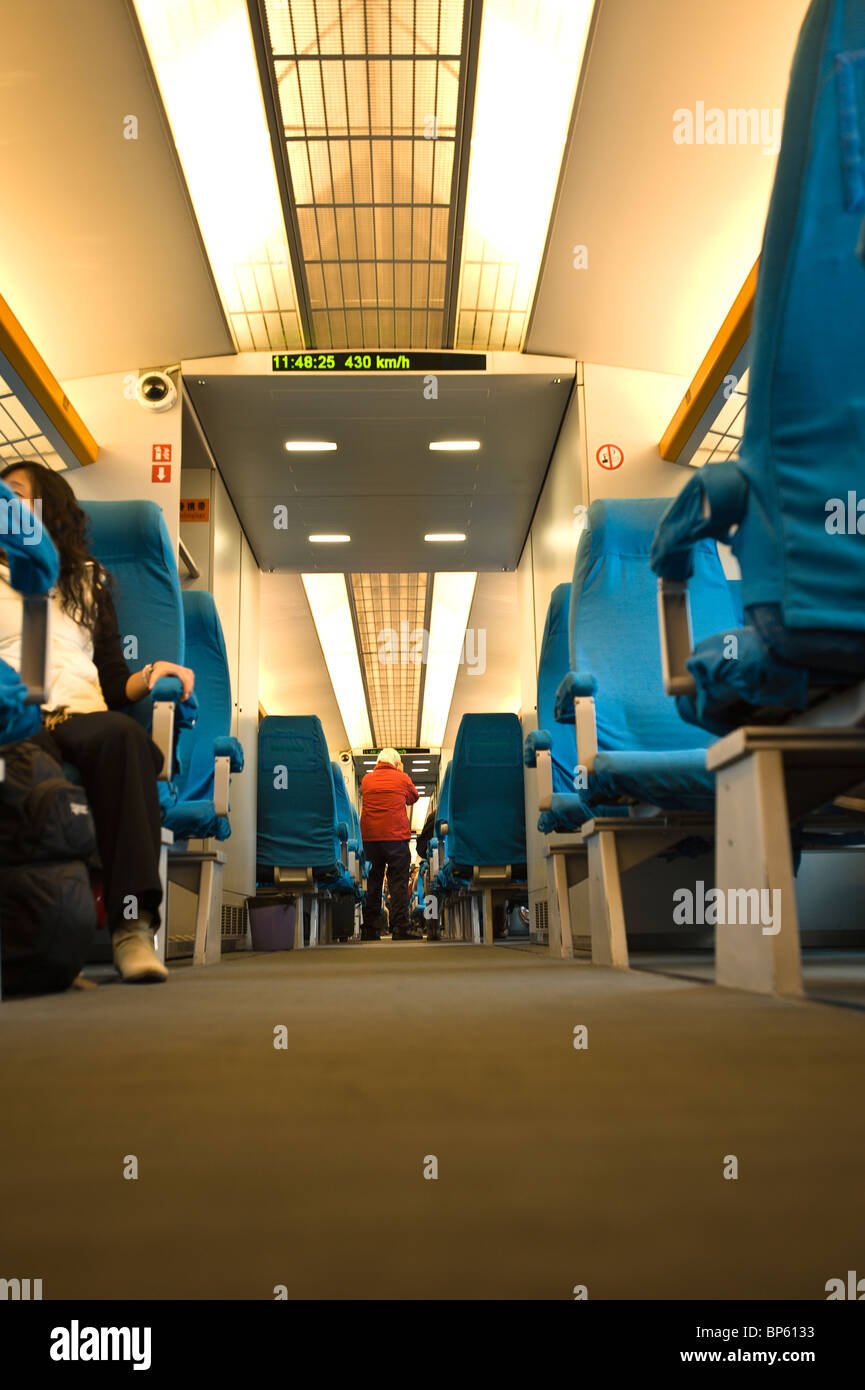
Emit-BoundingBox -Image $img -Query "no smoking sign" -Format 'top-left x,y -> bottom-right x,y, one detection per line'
596,443 -> 624,470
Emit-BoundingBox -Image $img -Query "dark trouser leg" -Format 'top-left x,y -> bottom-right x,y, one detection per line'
33,712 -> 164,933
385,840 -> 411,933
362,842 -> 386,927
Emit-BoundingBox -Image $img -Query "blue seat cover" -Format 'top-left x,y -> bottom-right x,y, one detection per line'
163,590 -> 243,841
566,499 -> 738,810
447,714 -> 527,870
257,715 -> 344,878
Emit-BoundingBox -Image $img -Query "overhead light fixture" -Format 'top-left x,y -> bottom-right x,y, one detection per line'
132,0 -> 304,353
308,534 -> 350,543
425,533 -> 467,543
428,441 -> 481,452
285,441 -> 337,452
420,573 -> 478,747
301,574 -> 372,748
455,0 -> 593,350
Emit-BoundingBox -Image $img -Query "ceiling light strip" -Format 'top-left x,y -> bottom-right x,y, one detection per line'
133,0 -> 305,353
454,0 -> 594,351
247,0 -> 314,343
302,573 -> 372,748
420,571 -> 477,747
443,0 -> 484,347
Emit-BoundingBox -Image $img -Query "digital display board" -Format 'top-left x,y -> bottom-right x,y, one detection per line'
272,352 -> 485,373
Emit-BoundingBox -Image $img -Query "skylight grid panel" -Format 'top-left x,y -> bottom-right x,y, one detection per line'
391,61 -> 414,134
439,0 -> 464,51
341,262 -> 361,307
323,262 -> 344,303
361,308 -> 379,339
376,260 -> 395,305
0,395 -> 37,438
321,62 -> 349,132
393,206 -> 412,253
436,61 -> 460,131
392,144 -> 414,203
413,139 -> 434,203
368,61 -> 394,129
272,261 -> 300,311
374,205 -> 393,257
394,307 -> 412,341
298,61 -> 327,133
335,205 -> 358,258
339,2 -> 367,53
264,0 -> 302,53
275,62 -> 304,136
349,142 -> 374,202
316,207 -> 339,258
345,61 -> 370,133
432,139 -> 454,203
316,1 -> 344,54
297,208 -> 322,261
304,140 -> 335,202
286,141 -> 313,203
355,207 -> 376,260
344,308 -> 363,341
412,260 -> 429,302
394,262 -> 411,308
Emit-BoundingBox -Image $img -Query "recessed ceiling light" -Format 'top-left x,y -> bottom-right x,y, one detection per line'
308,534 -> 350,543
428,440 -> 481,451
424,533 -> 467,542
286,441 -> 337,452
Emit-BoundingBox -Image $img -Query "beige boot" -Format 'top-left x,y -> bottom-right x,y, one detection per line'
112,913 -> 169,983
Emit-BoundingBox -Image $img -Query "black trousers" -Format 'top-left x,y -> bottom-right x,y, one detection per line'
32,711 -> 164,933
362,839 -> 411,933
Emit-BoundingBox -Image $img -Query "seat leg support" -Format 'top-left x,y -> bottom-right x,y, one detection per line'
714,748 -> 803,997
587,830 -> 629,968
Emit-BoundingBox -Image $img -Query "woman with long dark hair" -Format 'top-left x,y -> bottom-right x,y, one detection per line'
0,460 -> 194,983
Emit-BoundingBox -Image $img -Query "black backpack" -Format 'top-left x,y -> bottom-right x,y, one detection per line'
0,860 -> 97,997
0,739 -> 99,996
0,738 -> 97,865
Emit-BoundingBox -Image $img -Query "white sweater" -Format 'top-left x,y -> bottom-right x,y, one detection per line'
0,562 -> 108,714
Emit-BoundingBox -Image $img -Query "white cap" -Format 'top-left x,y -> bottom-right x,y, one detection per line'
376,747 -> 401,767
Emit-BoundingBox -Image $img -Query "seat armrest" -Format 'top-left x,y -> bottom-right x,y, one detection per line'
149,678 -> 198,782
657,578 -> 697,697
574,697 -> 598,775
214,735 -> 244,772
554,671 -> 597,724
649,463 -> 748,581
213,755 -> 230,816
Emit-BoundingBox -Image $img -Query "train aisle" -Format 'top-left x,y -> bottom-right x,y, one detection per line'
2,947 -> 862,1301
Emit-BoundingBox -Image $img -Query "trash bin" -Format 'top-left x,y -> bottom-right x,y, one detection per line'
247,896 -> 296,950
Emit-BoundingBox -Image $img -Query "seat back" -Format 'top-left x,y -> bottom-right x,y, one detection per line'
175,590 -> 232,804
731,0 -> 865,644
80,500 -> 184,731
448,714 -> 526,868
257,715 -> 340,870
571,499 -> 737,754
536,583 -> 574,793
330,761 -> 354,841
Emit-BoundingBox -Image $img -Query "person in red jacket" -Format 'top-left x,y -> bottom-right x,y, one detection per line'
359,748 -> 419,941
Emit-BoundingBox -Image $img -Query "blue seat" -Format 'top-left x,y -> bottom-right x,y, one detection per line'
524,582 -> 627,833
165,590 -> 244,842
433,716 -> 527,944
556,499 -> 738,814
651,0 -> 865,733
81,501 -> 197,809
329,761 -> 362,897
257,715 -> 349,878
649,0 -> 865,996
447,714 -> 527,873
